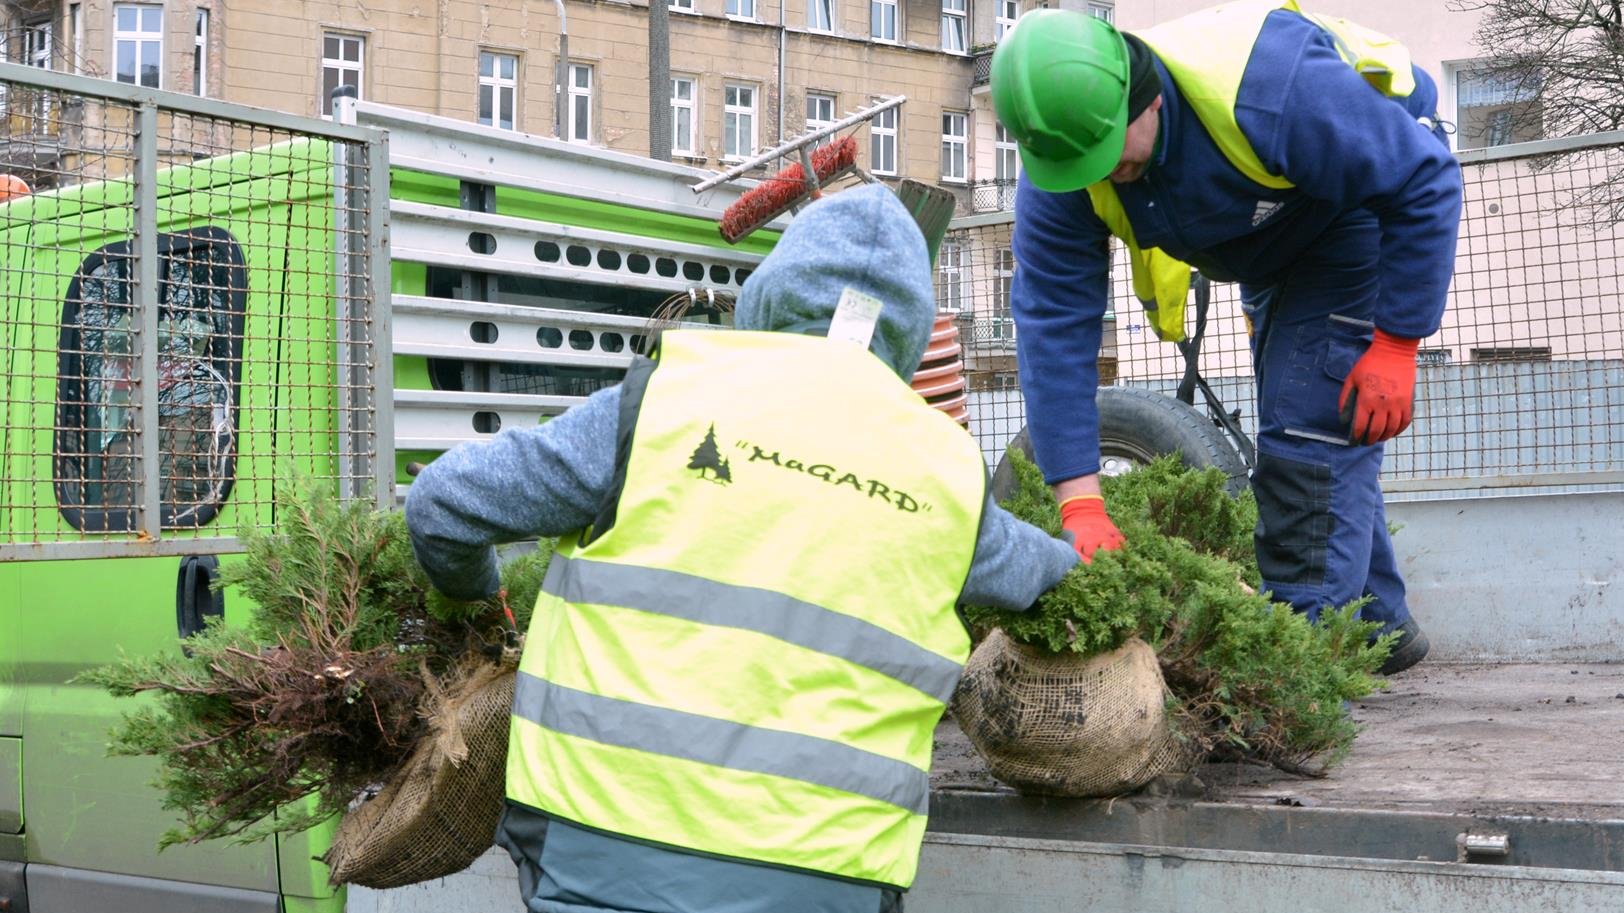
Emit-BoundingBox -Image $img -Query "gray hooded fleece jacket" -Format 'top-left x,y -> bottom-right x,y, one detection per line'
406,185 -> 1077,913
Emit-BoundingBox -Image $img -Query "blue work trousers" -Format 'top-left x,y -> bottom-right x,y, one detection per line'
1240,210 -> 1410,633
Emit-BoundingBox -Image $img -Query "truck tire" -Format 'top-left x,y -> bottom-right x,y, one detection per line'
991,386 -> 1250,503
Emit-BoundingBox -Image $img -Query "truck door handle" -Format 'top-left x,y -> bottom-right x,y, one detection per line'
176,555 -> 225,640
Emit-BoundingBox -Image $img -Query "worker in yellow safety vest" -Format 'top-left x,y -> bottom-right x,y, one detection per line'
991,1 -> 1464,674
405,185 -> 1080,913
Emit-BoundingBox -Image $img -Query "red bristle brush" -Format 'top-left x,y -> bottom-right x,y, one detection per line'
717,135 -> 859,244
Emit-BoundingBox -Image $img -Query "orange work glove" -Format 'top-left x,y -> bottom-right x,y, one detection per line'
1059,494 -> 1125,563
1339,329 -> 1420,445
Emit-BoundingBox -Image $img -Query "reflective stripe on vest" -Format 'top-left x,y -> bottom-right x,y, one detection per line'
543,553 -> 964,703
506,330 -> 984,888
1088,0 -> 1418,342
512,671 -> 931,815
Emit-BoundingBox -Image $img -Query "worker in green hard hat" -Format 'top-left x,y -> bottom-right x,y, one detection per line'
989,2 -> 1463,676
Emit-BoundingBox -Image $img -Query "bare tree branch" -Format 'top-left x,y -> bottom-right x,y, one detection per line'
1449,0 -> 1624,218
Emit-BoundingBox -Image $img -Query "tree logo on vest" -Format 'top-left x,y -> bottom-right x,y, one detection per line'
686,423 -> 733,484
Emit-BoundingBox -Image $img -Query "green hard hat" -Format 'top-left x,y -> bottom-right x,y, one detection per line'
991,10 -> 1130,192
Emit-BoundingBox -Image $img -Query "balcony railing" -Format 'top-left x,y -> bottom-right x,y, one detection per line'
967,178 -> 1018,213
953,312 -> 1017,347
972,47 -> 995,87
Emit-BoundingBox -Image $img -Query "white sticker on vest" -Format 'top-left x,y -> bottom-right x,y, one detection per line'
828,287 -> 883,349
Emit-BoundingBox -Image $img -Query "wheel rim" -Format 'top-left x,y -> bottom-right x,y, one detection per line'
1099,436 -> 1160,478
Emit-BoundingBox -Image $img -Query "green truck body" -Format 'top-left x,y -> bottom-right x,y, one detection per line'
1,65 -> 775,912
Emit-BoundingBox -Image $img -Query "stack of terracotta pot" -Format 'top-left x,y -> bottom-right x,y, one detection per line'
911,313 -> 970,429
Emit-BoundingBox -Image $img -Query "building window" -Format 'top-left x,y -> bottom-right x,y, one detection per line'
1470,346 -> 1552,363
871,0 -> 898,42
479,52 -> 519,130
806,92 -> 836,144
1417,347 -> 1451,367
1086,2 -> 1114,22
320,33 -> 364,117
724,83 -> 757,161
992,122 -> 1019,209
24,20 -> 53,69
995,0 -> 1019,40
994,122 -> 1018,181
671,0 -> 695,10
113,4 -> 163,88
1451,64 -> 1542,151
69,4 -> 83,72
941,0 -> 967,53
672,76 -> 697,156
937,239 -> 967,312
809,0 -> 834,31
727,0 -> 757,18
995,247 -> 1015,312
941,111 -> 967,182
870,104 -> 897,175
55,228 -> 248,532
193,10 -> 208,95
568,63 -> 593,143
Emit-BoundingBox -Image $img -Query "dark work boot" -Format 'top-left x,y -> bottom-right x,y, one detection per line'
1375,618 -> 1430,675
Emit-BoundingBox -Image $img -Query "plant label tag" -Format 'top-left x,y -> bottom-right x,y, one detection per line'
829,287 -> 883,349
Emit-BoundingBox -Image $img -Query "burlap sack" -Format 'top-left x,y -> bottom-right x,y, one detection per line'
951,631 -> 1188,797
323,656 -> 516,888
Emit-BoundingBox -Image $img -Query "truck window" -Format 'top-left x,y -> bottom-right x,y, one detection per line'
54,227 -> 248,532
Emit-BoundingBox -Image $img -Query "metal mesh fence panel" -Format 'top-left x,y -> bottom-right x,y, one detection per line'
0,66 -> 385,559
944,137 -> 1624,492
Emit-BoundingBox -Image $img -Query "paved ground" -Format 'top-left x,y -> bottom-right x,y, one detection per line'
935,661 -> 1624,820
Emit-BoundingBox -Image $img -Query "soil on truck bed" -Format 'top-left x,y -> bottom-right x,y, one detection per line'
932,662 -> 1624,821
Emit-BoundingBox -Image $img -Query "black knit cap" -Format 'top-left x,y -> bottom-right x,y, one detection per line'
1122,32 -> 1163,122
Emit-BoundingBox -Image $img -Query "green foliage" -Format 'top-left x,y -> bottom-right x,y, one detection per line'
964,451 -> 1391,770
78,478 -> 552,848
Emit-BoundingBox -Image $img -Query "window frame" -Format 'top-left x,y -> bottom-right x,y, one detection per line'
870,103 -> 898,176
478,50 -> 520,131
320,32 -> 365,118
723,83 -> 759,162
871,0 -> 899,43
1446,59 -> 1544,152
936,239 -> 967,313
568,62 -> 594,144
69,3 -> 84,73
671,75 -> 698,156
940,110 -> 968,183
726,0 -> 758,19
994,122 -> 1019,182
24,19 -> 53,69
995,0 -> 1019,40
808,0 -> 835,32
995,246 -> 1015,315
941,0 -> 967,54
54,227 -> 249,533
1086,1 -> 1114,22
113,3 -> 164,89
193,9 -> 208,96
670,0 -> 696,11
805,92 -> 836,145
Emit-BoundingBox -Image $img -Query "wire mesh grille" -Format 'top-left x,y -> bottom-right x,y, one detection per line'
0,70 -> 381,557
942,141 -> 1624,490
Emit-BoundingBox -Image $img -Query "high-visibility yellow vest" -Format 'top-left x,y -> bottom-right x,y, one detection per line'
1088,0 -> 1417,342
507,329 -> 984,889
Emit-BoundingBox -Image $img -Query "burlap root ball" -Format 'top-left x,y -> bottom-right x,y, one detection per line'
323,658 -> 516,889
951,631 -> 1189,797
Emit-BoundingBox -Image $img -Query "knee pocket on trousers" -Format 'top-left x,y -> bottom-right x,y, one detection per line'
1274,315 -> 1371,441
1253,452 -> 1333,587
